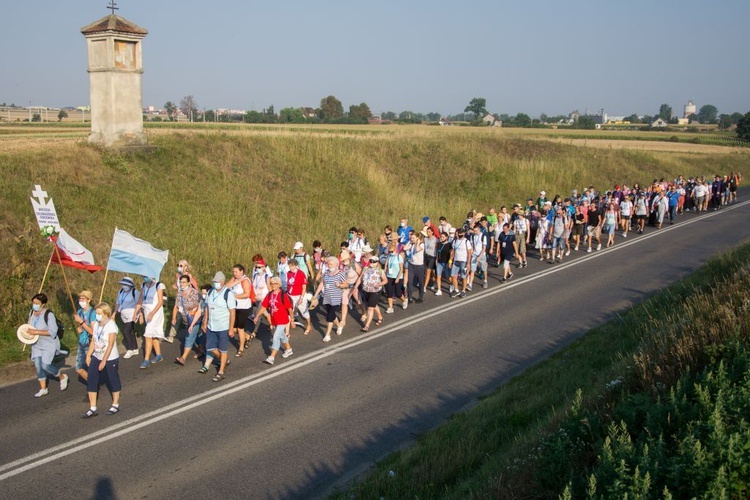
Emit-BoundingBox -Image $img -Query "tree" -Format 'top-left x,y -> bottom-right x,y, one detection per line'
575,116 -> 596,129
279,107 -> 305,123
31,113 -> 41,122
514,113 -> 531,127
730,112 -> 744,124
244,110 -> 263,123
348,102 -> 372,122
658,103 -> 672,121
179,95 -> 198,122
204,109 -> 215,122
688,113 -> 699,123
625,113 -> 640,124
736,112 -> 750,141
382,111 -> 397,121
464,97 -> 487,119
318,95 -> 344,121
697,104 -> 718,124
57,110 -> 68,122
164,101 -> 177,121
425,112 -> 441,122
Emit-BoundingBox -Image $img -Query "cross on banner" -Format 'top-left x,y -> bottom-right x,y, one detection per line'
29,184 -> 60,230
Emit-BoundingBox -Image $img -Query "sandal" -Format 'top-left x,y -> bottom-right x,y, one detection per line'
82,408 -> 98,419
234,350 -> 244,358
360,314 -> 367,322
106,405 -> 120,415
175,357 -> 185,366
197,366 -> 209,374
375,319 -> 383,326
304,329 -> 311,335
212,373 -> 225,382
360,326 -> 369,332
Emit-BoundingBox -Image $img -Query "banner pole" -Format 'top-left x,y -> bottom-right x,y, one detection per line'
54,244 -> 78,314
99,228 -> 117,303
38,248 -> 55,293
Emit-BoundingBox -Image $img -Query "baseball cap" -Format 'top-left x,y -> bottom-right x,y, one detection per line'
212,271 -> 226,282
293,241 -> 304,250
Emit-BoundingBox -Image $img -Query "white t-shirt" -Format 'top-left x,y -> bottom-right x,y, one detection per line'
452,237 -> 470,262
619,200 -> 633,216
694,184 -> 707,197
141,281 -> 166,313
92,319 -> 119,361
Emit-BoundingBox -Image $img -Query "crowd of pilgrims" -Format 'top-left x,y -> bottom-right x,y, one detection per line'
25,172 -> 741,418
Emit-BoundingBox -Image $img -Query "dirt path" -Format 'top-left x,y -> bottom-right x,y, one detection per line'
547,137 -> 743,154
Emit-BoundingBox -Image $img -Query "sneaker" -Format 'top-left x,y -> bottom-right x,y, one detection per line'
507,273 -> 514,280
60,374 -> 69,391
282,349 -> 294,358
574,246 -> 579,251
586,247 -> 592,253
523,262 -> 528,268
596,243 -> 602,251
385,307 -> 394,314
140,360 -> 150,369
482,282 -> 488,289
450,291 -> 460,298
152,355 -> 163,363
323,335 -> 331,342
402,300 -> 408,310
466,284 -> 473,291
105,405 -> 120,415
459,291 -> 466,298
428,285 -> 436,292
123,349 -> 136,359
623,233 -> 627,238
34,388 -> 49,398
164,335 -> 174,344
501,277 -> 507,283
414,297 -> 423,303
517,263 -> 523,268
263,356 -> 275,365
336,325 -> 344,335
435,290 -> 442,296
565,249 -> 570,256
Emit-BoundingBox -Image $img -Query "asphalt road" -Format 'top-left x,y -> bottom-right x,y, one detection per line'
1,198 -> 749,499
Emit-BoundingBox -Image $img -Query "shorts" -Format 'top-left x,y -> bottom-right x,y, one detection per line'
573,224 -> 584,237
385,277 -> 400,298
436,261 -> 448,278
516,233 -> 527,254
87,356 -> 121,393
424,255 -> 436,271
502,259 -> 511,269
76,344 -> 89,371
325,303 -> 341,323
271,325 -> 289,351
205,329 -> 229,354
604,224 -> 615,235
364,291 -> 380,308
290,295 -> 310,320
234,307 -> 251,329
451,260 -> 467,278
551,236 -> 565,249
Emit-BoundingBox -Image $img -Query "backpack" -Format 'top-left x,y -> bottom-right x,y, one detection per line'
43,309 -> 65,340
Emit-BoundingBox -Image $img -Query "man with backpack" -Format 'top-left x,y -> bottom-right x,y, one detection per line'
449,228 -> 472,298
114,277 -> 140,359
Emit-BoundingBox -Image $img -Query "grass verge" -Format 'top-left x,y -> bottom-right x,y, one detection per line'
330,242 -> 750,499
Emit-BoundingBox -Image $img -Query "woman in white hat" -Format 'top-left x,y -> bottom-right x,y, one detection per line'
134,276 -> 166,369
26,293 -> 69,397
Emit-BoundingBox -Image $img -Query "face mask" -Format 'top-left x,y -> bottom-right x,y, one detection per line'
213,282 -> 222,290
202,293 -> 207,300
122,286 -> 132,292
95,314 -> 103,322
314,248 -> 321,253
79,300 -> 88,309
177,266 -> 183,273
400,222 -> 406,228
32,303 -> 41,312
179,285 -> 185,291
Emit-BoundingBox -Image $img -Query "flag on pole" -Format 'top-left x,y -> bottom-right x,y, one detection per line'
50,228 -> 103,273
106,228 -> 169,278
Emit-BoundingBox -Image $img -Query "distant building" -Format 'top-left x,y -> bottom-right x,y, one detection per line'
439,118 -> 453,126
651,118 -> 669,128
684,100 -> 696,119
302,107 -> 316,119
483,114 -> 502,127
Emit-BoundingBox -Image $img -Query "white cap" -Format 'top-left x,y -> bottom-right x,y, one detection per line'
293,241 -> 304,250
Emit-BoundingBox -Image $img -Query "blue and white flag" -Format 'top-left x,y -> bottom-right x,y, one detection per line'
107,228 -> 169,279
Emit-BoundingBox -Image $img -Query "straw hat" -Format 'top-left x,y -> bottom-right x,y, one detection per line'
17,324 -> 39,345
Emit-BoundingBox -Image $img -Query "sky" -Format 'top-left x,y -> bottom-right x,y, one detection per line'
2,0 -> 748,117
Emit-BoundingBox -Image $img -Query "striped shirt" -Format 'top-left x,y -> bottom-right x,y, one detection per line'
322,271 -> 346,306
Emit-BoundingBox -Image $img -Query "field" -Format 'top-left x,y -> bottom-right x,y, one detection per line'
1,122 -> 749,367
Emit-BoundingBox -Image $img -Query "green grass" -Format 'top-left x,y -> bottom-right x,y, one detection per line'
1,127 -> 749,366
329,243 -> 750,499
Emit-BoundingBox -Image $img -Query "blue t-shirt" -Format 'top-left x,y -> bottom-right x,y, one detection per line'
205,287 -> 237,331
397,225 -> 413,245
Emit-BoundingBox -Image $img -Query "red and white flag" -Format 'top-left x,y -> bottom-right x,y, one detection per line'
50,228 -> 103,273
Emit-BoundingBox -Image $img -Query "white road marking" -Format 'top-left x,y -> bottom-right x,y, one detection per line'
1,201 -> 747,481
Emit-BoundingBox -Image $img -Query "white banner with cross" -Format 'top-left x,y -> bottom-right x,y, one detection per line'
30,184 -> 60,231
